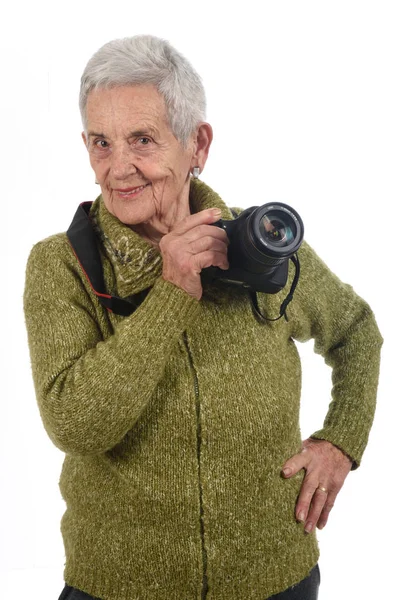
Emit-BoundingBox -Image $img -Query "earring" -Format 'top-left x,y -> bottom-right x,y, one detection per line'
192,167 -> 200,179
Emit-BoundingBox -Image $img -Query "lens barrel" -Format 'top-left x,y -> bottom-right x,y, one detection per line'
239,203 -> 304,273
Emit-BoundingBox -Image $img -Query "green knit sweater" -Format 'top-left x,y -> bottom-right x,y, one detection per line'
24,179 -> 382,600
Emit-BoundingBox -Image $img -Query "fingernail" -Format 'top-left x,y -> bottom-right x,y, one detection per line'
282,468 -> 291,476
305,521 -> 313,533
211,208 -> 222,214
297,511 -> 305,522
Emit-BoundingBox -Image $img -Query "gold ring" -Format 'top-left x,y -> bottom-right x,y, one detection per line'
317,486 -> 328,493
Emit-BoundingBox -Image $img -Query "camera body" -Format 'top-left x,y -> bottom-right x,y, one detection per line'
201,203 -> 304,294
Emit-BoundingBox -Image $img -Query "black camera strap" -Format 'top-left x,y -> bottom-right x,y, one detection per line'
67,202 -> 300,321
248,254 -> 300,323
66,202 -> 141,317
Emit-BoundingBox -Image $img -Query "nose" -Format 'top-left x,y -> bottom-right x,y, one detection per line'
110,143 -> 138,180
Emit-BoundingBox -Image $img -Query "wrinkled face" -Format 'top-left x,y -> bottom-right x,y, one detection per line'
82,85 -> 196,225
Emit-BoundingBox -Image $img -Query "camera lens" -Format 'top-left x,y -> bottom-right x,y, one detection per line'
237,203 -> 304,273
259,213 -> 295,247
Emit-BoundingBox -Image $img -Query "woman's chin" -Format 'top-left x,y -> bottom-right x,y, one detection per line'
115,207 -> 152,227
104,192 -> 153,226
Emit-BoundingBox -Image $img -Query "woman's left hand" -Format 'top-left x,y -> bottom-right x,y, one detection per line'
281,438 -> 352,533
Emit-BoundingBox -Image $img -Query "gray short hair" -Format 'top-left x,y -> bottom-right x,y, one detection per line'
79,35 -> 207,147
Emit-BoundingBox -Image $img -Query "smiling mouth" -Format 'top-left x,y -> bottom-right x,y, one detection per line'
114,184 -> 150,197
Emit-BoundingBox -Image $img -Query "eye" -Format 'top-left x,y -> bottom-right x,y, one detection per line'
137,137 -> 151,146
94,139 -> 109,149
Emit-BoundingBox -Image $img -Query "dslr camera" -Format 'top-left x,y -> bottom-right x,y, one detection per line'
202,203 -> 304,294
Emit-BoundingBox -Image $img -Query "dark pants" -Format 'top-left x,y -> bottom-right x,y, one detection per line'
58,564 -> 320,600
268,564 -> 320,599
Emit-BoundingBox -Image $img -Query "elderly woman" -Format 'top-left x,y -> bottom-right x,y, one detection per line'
24,35 -> 382,600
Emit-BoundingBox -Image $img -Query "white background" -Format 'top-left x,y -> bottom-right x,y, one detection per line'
1,1 -> 399,598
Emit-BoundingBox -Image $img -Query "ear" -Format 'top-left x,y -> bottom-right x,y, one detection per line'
190,123 -> 213,173
81,131 -> 88,148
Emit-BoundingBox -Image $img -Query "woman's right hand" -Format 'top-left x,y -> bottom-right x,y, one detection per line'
159,208 -> 229,300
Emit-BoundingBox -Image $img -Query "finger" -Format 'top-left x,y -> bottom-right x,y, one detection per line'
282,447 -> 311,478
173,208 -> 223,235
316,494 -> 336,530
304,488 -> 329,533
192,249 -> 229,272
190,236 -> 228,256
183,224 -> 229,244
295,473 -> 319,523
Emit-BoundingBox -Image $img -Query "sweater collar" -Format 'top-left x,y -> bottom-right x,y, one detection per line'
89,178 -> 234,297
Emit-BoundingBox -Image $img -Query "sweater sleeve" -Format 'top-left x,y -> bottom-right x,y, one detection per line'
23,236 -> 200,456
288,241 -> 383,469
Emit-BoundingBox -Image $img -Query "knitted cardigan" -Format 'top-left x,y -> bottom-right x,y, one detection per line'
23,178 -> 383,600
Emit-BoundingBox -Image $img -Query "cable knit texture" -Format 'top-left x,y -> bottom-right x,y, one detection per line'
24,178 -> 383,600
